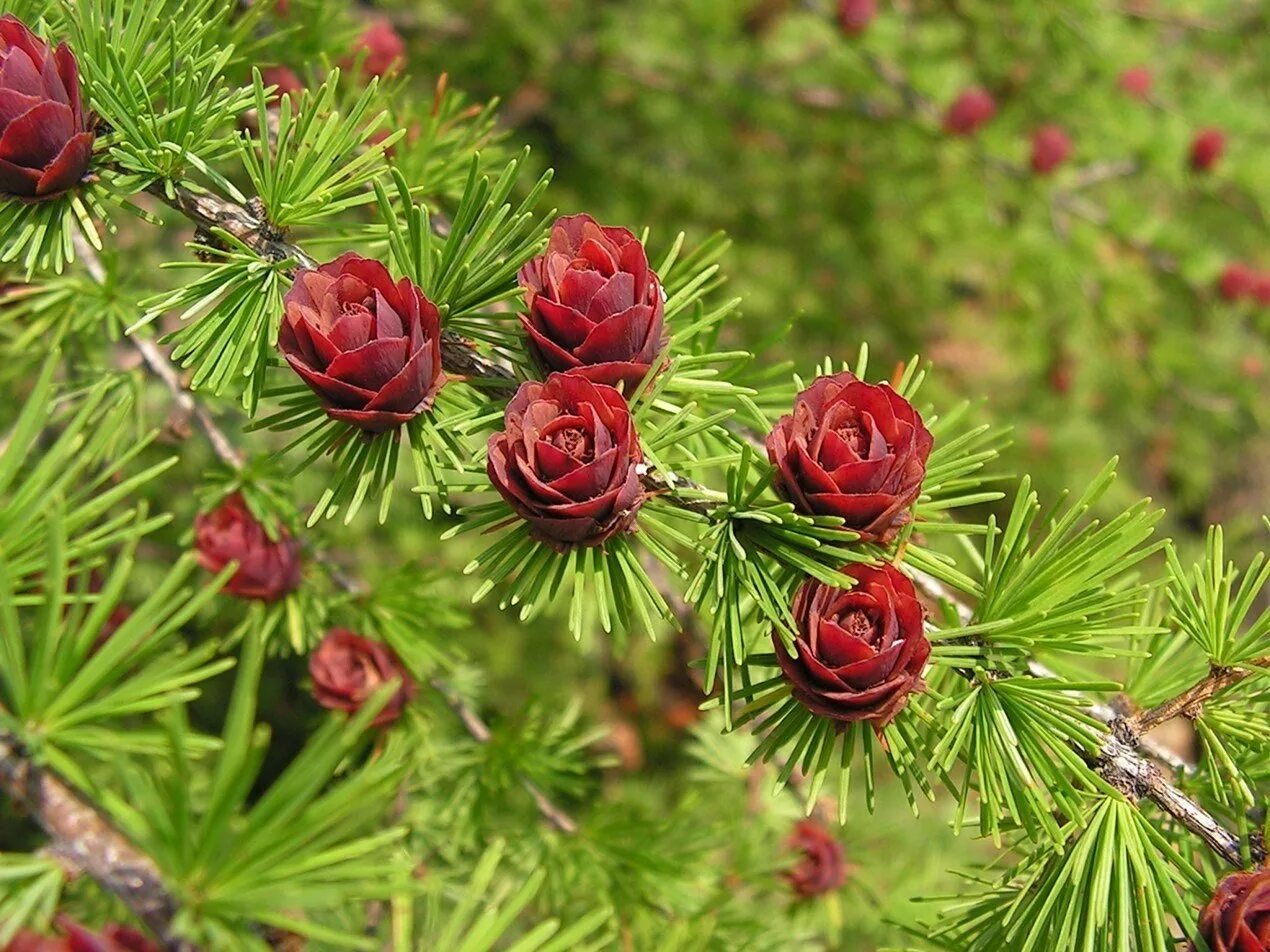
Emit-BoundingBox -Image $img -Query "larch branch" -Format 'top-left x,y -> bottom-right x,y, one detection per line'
907,568 -> 1260,868
76,233 -> 575,836
0,733 -> 197,951
1126,659 -> 1270,737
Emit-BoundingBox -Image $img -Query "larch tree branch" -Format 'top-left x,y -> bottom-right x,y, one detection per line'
0,234 -> 585,951
0,733 -> 197,952
75,231 -> 579,838
61,153 -> 1257,910
1093,731 -> 1250,868
905,570 -> 1261,869
1126,659 -> 1270,737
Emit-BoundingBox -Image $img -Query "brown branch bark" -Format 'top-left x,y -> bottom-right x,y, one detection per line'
1093,732 -> 1250,867
0,733 -> 197,951
638,465 -> 722,515
146,184 -> 314,269
1126,659 -> 1270,737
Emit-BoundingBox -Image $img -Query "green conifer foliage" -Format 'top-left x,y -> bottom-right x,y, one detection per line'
0,2 -> 1265,950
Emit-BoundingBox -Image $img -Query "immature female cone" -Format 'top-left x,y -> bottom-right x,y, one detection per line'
1030,124 -> 1072,175
1217,262 -> 1255,302
0,15 -> 94,199
836,0 -> 877,36
1193,867 -> 1270,951
260,65 -> 304,106
943,87 -> 996,136
486,374 -> 648,549
765,371 -> 932,543
784,820 -> 848,898
1117,65 -> 1153,100
518,213 -> 668,391
279,253 -> 446,434
310,628 -> 417,727
1251,272 -> 1270,307
773,562 -> 931,727
350,17 -> 405,79
194,493 -> 303,602
1190,127 -> 1226,172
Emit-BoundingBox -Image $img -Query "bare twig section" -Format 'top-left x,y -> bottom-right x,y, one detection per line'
1067,158 -> 1141,191
131,337 -> 245,470
1126,659 -> 1270,736
0,734 -> 197,952
146,184 -> 315,268
308,546 -> 364,597
73,233 -> 245,471
438,330 -> 518,386
1094,733 -> 1255,868
638,465 -> 722,515
1114,4 -> 1234,33
428,677 -> 578,835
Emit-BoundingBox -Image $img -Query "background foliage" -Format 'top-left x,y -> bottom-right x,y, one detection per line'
405,0 -> 1269,548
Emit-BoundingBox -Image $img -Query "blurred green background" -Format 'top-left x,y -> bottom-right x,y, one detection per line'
399,0 -> 1268,556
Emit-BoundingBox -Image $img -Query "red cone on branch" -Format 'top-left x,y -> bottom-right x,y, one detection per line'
486,374 -> 647,549
1117,66 -> 1152,100
1252,272 -> 1270,307
310,628 -> 416,727
773,562 -> 930,727
1190,128 -> 1226,172
194,493 -> 302,602
766,371 -> 932,543
350,18 -> 405,79
0,15 -> 94,199
1030,124 -> 1072,175
784,820 -> 848,898
518,213 -> 668,392
943,87 -> 996,136
1194,867 -> 1270,952
836,0 -> 877,36
1217,263 -> 1255,302
280,253 -> 445,434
